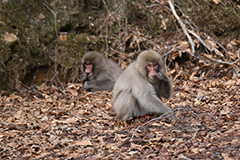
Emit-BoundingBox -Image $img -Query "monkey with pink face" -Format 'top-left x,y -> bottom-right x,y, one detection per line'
113,50 -> 173,120
81,51 -> 122,92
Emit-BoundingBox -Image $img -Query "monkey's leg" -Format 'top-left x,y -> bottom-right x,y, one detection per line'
84,79 -> 115,91
114,91 -> 139,120
133,85 -> 172,115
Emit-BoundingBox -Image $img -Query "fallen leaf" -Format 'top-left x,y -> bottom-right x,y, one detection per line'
212,0 -> 221,4
76,139 -> 92,146
14,109 -> 23,119
222,153 -> 234,160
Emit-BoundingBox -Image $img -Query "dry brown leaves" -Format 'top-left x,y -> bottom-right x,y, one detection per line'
0,69 -> 239,159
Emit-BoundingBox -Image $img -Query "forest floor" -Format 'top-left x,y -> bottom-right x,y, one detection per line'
0,66 -> 239,159
1,1 -> 240,159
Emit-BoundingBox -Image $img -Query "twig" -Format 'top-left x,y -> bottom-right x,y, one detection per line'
147,0 -> 169,10
122,0 -> 127,54
188,128 -> 199,141
44,1 -> 59,43
56,74 -> 65,90
192,0 -> 200,11
102,0 -> 110,57
166,0 -> 239,69
146,3 -> 162,8
50,71 -> 59,82
116,0 -> 128,63
201,32 -> 229,56
0,55 -> 6,69
173,3 -> 228,58
110,47 -> 123,55
49,71 -> 65,90
130,109 -> 174,141
96,2 -> 122,33
163,46 -> 181,58
128,28 -> 161,51
182,19 -> 199,33
187,30 -> 224,57
105,19 -> 109,57
182,17 -> 228,56
205,55 -> 240,66
153,0 -> 170,10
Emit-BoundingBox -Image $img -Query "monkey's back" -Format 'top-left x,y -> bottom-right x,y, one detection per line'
113,62 -> 151,120
105,59 -> 122,81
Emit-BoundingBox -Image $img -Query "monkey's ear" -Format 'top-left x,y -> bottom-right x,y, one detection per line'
136,59 -> 147,77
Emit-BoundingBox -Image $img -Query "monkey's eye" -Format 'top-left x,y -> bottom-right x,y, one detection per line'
85,62 -> 93,65
153,63 -> 158,68
147,64 -> 152,67
147,63 -> 158,68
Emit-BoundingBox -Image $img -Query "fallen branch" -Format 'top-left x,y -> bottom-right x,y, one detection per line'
167,0 -> 195,55
188,29 -> 224,57
165,0 -> 239,73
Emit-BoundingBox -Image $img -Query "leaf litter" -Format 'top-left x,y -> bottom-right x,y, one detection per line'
0,67 -> 239,159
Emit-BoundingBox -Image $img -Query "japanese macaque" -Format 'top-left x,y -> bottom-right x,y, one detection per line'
81,51 -> 122,92
113,50 -> 173,120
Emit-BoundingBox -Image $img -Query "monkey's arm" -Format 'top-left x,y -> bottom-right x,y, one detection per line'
84,79 -> 114,92
80,73 -> 88,84
133,80 -> 172,115
156,73 -> 173,99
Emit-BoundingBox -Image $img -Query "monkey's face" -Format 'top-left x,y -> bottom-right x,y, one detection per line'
84,62 -> 93,77
146,62 -> 159,80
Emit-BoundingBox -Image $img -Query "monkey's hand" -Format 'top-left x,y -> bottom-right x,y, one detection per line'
83,81 -> 92,91
155,72 -> 173,99
156,72 -> 166,81
80,74 -> 88,84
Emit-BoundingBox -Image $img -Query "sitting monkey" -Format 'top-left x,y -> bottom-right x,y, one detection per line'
113,50 -> 173,120
81,51 -> 122,92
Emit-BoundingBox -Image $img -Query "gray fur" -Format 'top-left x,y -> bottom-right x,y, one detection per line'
113,50 -> 173,120
81,51 -> 122,91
